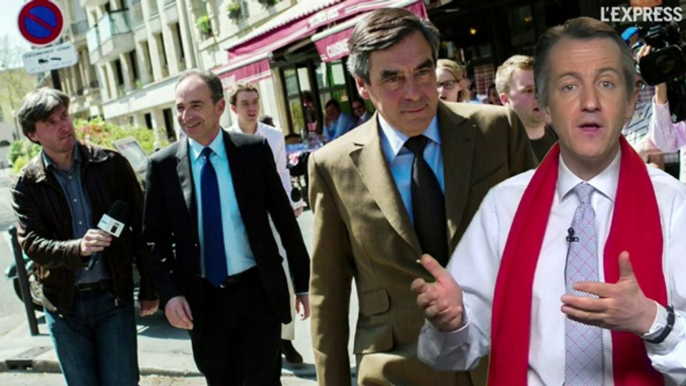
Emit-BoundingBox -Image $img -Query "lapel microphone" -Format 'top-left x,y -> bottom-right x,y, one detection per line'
566,227 -> 579,243
86,200 -> 129,271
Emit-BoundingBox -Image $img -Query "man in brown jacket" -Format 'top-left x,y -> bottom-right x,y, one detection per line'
308,8 -> 537,385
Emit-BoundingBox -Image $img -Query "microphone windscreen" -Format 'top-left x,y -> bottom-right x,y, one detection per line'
108,200 -> 129,222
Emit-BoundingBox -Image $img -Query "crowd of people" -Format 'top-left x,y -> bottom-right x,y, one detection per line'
9,7 -> 686,386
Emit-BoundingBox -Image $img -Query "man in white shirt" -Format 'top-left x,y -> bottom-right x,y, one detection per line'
226,82 -> 306,365
495,55 -> 558,162
414,17 -> 686,385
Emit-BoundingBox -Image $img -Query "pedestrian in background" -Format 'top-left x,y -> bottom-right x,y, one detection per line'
227,82 -> 306,365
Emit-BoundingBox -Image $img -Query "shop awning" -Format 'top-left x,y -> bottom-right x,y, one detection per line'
215,0 -> 426,85
312,0 -> 428,63
218,54 -> 272,90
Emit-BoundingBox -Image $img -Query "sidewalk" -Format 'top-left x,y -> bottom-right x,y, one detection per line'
0,306 -> 321,380
0,289 -> 359,382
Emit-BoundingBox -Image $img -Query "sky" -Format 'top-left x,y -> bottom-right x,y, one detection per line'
0,0 -> 35,64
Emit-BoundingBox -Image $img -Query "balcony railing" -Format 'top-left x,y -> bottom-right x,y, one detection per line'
97,9 -> 132,43
71,20 -> 89,36
86,27 -> 99,53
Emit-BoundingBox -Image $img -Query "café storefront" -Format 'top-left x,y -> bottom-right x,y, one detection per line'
212,0 -> 428,137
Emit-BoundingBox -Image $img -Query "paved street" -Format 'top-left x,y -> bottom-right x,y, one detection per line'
0,372 -> 317,385
0,168 -> 359,385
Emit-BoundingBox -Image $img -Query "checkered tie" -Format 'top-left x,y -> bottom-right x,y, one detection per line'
565,183 -> 604,385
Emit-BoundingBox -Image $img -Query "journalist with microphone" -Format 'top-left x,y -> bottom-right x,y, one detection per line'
10,87 -> 159,386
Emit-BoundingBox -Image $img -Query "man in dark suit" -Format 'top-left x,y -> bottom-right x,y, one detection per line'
308,9 -> 537,385
143,69 -> 310,385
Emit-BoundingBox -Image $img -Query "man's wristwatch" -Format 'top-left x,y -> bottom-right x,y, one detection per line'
645,305 -> 675,344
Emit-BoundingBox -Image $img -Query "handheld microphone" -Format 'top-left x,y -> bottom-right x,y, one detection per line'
86,200 -> 128,271
290,187 -> 302,203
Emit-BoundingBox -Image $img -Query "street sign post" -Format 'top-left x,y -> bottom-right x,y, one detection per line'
22,42 -> 78,74
17,0 -> 64,47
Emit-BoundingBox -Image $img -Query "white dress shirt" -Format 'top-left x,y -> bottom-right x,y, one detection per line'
228,121 -> 304,209
418,151 -> 686,385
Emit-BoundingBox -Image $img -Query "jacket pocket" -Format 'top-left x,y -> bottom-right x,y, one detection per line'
359,288 -> 390,316
353,324 -> 393,354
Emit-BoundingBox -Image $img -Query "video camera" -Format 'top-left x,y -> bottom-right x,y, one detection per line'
623,22 -> 686,122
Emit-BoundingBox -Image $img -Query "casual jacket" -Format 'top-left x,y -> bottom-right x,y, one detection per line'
11,142 -> 157,314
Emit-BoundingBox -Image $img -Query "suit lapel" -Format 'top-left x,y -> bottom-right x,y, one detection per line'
438,102 -> 477,249
223,130 -> 249,214
175,139 -> 195,221
349,117 -> 422,254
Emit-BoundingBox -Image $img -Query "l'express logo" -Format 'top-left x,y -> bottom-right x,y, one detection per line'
600,6 -> 683,22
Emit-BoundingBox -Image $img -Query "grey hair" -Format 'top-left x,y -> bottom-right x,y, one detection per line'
534,17 -> 635,109
176,69 -> 225,103
347,8 -> 440,83
17,87 -> 71,142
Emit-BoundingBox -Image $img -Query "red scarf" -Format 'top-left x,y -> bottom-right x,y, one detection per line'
489,137 -> 667,386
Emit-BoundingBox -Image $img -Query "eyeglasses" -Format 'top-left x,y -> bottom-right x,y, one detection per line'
437,80 -> 458,90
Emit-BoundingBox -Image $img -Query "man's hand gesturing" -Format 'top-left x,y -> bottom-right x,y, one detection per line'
411,254 -> 465,332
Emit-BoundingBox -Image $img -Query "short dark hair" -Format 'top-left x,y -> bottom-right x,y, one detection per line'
347,8 -> 440,83
351,98 -> 364,107
259,115 -> 274,126
325,99 -> 340,110
176,69 -> 224,103
534,17 -> 635,109
17,87 -> 71,142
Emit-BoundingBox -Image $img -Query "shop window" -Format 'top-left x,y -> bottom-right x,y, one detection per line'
317,60 -> 351,116
284,68 -> 305,134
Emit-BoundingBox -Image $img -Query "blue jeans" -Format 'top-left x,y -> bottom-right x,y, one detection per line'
45,288 -> 139,386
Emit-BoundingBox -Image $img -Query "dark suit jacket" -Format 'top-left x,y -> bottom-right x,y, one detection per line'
143,129 -> 310,326
308,101 -> 538,385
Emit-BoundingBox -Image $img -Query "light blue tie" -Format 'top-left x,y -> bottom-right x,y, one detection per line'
200,148 -> 228,287
565,182 -> 604,385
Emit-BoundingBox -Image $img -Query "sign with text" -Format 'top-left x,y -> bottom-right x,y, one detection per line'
22,42 -> 77,74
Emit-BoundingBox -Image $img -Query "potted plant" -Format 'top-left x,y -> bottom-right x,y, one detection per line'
257,0 -> 279,8
227,1 -> 242,21
197,15 -> 212,37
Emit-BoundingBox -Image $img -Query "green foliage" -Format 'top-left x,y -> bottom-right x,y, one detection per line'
8,140 -> 40,165
73,117 -> 167,154
197,15 -> 212,35
227,2 -> 242,20
12,156 -> 28,175
257,0 -> 279,8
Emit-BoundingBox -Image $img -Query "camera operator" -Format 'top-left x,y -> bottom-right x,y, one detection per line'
642,44 -> 686,182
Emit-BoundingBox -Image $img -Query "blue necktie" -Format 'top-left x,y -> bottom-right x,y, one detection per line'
200,148 -> 228,287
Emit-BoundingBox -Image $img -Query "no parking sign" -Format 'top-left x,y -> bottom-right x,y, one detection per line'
18,0 -> 64,46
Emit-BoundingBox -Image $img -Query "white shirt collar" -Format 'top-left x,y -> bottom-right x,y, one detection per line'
557,149 -> 621,203
378,114 -> 441,160
188,128 -> 227,161
228,121 -> 264,136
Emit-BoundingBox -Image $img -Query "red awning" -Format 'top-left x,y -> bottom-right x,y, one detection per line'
218,56 -> 271,90
215,0 -> 426,85
313,0 -> 428,63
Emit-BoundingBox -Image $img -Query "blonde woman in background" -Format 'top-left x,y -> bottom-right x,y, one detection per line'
436,59 -> 470,103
